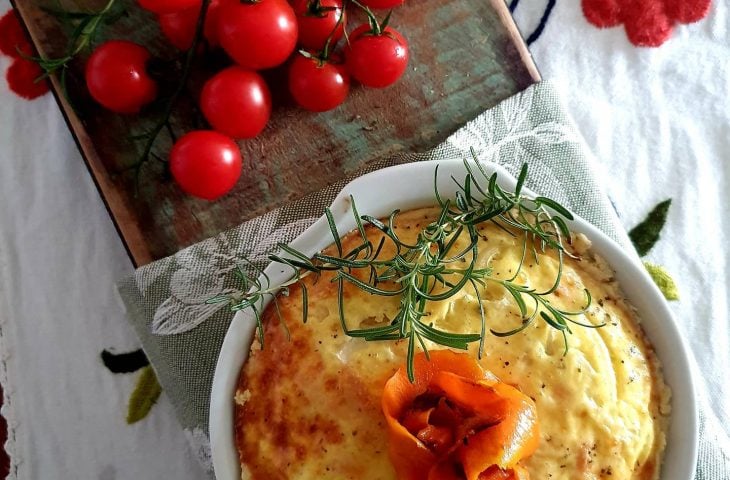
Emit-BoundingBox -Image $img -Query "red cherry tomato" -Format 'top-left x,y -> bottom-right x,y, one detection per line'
289,53 -> 349,112
203,0 -> 230,46
85,41 -> 157,114
345,24 -> 409,88
218,0 -> 298,70
293,0 -> 345,51
200,67 -> 272,139
138,0 -> 200,14
358,0 -> 403,8
158,6 -> 198,49
158,0 -> 225,50
169,130 -> 242,200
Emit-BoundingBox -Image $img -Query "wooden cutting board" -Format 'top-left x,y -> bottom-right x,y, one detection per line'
11,0 -> 539,266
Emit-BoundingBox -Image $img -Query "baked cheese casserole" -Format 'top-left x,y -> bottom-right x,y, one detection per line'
234,207 -> 671,480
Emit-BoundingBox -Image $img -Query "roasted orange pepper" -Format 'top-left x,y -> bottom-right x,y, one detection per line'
382,350 -> 539,480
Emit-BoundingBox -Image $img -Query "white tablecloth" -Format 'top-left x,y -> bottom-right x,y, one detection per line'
0,0 -> 727,477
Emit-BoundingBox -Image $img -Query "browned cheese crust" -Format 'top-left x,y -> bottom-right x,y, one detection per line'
234,208 -> 670,480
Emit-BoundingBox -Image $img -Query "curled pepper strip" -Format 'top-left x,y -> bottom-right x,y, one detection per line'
382,350 -> 539,480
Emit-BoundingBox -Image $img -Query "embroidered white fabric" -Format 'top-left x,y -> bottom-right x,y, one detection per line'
0,0 -> 728,478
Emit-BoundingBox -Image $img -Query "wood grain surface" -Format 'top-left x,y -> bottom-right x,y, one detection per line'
11,0 -> 539,267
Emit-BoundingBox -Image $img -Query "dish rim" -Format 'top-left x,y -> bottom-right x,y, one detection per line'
209,158 -> 698,480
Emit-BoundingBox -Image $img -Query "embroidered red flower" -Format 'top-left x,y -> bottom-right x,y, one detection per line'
582,0 -> 712,46
0,9 -> 30,57
0,9 -> 49,100
6,56 -> 49,100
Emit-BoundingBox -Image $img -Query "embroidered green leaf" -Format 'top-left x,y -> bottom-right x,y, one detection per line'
629,199 -> 672,257
126,365 -> 162,424
644,262 -> 679,301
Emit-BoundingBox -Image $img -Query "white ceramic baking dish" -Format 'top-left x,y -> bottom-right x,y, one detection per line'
210,159 -> 698,480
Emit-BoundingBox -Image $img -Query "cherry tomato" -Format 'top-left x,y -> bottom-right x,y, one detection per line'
358,0 -> 403,8
138,0 -> 200,14
169,130 -> 242,200
345,24 -> 409,88
289,53 -> 349,112
293,0 -> 345,51
218,0 -> 298,70
200,67 -> 272,139
158,6 -> 197,49
203,0 -> 230,46
85,41 -> 157,114
158,0 -> 225,50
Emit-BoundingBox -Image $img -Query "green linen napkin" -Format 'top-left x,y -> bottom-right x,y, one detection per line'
118,81 -> 717,477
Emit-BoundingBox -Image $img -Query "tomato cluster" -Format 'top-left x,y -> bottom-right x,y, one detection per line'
83,0 -> 410,200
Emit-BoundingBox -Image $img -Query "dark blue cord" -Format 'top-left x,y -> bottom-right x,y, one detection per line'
526,0 -> 557,45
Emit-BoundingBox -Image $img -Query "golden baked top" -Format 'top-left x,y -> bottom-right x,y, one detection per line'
234,207 -> 670,480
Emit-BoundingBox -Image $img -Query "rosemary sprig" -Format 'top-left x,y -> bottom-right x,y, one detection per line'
214,158 -> 599,381
30,0 -> 123,100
